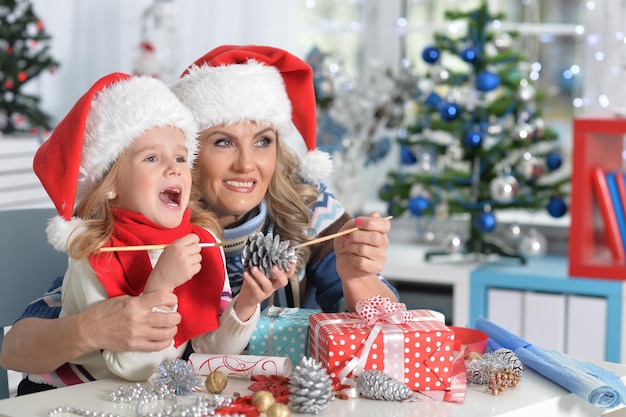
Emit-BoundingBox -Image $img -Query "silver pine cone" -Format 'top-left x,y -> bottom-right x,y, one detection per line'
356,370 -> 412,401
241,232 -> 296,277
288,356 -> 335,414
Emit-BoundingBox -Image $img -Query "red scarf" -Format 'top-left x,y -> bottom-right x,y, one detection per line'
89,207 -> 225,347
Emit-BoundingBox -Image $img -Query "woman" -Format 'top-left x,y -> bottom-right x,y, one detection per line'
170,44 -> 397,312
0,45 -> 396,378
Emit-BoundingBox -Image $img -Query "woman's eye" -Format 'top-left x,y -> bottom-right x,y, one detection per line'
214,138 -> 232,147
256,136 -> 273,147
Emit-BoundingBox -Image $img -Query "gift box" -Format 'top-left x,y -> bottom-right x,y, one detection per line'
248,306 -> 320,365
309,305 -> 456,391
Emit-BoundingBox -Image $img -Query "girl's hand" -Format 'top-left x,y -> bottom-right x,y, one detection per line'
144,234 -> 202,294
234,263 -> 294,321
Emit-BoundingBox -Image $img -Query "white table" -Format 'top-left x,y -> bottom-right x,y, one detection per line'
1,362 -> 625,417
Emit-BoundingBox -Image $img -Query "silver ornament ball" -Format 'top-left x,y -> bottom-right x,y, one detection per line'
517,154 -> 545,180
504,223 -> 523,244
490,175 -> 519,204
442,232 -> 464,253
518,228 -> 548,257
511,123 -> 535,141
518,83 -> 536,102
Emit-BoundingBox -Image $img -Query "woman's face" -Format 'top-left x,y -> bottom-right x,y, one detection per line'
196,122 -> 277,227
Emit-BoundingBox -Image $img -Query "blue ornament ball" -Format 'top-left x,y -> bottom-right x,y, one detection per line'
408,195 -> 430,217
476,70 -> 501,92
424,92 -> 442,109
400,146 -> 417,165
438,102 -> 461,121
460,47 -> 479,63
546,152 -> 563,171
464,129 -> 483,148
421,46 -> 440,64
547,196 -> 568,218
476,211 -> 496,233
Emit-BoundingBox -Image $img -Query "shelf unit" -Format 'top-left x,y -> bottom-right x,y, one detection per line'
568,115 -> 626,280
469,255 -> 626,363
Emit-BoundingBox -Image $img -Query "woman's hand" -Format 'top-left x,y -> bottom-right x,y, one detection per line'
81,291 -> 181,352
233,263 -> 294,321
144,234 -> 203,293
333,212 -> 397,310
334,212 -> 390,279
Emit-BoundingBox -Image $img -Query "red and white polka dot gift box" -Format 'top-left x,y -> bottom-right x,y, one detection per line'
309,296 -> 455,391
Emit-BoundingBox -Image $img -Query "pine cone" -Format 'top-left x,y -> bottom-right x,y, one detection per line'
356,370 -> 412,401
242,232 -> 296,278
465,348 -> 523,386
288,356 -> 335,414
491,348 -> 523,376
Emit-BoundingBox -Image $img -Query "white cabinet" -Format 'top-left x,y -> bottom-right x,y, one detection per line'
470,256 -> 625,363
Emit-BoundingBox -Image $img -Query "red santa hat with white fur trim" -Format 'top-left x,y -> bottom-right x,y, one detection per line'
170,44 -> 332,183
33,72 -> 198,251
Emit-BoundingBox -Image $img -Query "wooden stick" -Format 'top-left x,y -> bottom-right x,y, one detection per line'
292,216 -> 393,249
98,242 -> 223,252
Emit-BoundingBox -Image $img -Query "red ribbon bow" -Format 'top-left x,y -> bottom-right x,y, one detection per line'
355,295 -> 413,326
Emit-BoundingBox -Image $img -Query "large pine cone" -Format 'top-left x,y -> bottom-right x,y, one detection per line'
356,369 -> 412,401
288,357 -> 335,414
242,232 -> 296,278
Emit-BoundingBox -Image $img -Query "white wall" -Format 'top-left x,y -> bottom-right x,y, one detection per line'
31,0 -> 303,125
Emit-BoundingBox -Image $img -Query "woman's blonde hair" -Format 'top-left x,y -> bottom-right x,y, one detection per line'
192,129 -> 319,276
67,156 -> 222,260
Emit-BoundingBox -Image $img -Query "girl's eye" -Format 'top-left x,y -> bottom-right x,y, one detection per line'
176,156 -> 187,163
145,155 -> 157,162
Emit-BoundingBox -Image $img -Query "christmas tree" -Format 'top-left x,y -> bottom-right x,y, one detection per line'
0,0 -> 59,135
378,2 -> 569,262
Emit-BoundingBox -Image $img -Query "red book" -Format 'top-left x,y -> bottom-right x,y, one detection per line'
591,167 -> 626,262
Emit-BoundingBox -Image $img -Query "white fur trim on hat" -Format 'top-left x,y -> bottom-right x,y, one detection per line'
298,149 -> 333,183
46,216 -> 87,252
77,76 -> 198,200
171,60 -> 293,138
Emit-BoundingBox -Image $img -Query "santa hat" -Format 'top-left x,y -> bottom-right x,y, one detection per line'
170,44 -> 332,182
34,72 -> 198,251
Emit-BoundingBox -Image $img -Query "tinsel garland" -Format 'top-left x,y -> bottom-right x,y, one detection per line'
49,359 -> 247,417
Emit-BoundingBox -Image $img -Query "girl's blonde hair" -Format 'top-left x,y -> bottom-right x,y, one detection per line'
192,129 -> 319,276
67,156 -> 222,260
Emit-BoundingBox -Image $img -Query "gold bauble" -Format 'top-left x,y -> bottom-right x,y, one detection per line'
266,402 -> 290,417
204,370 -> 228,394
251,390 -> 276,412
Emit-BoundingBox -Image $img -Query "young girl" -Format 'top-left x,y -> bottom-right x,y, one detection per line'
24,72 -> 285,390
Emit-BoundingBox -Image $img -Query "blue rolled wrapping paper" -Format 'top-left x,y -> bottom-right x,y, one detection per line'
475,316 -> 626,409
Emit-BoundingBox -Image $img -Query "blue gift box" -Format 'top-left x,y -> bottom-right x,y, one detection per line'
248,306 -> 320,365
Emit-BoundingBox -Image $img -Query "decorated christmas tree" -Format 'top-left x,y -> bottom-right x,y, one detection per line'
378,2 -> 569,262
0,0 -> 59,135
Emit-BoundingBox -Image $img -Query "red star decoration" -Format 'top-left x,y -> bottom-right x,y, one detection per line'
247,375 -> 290,398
